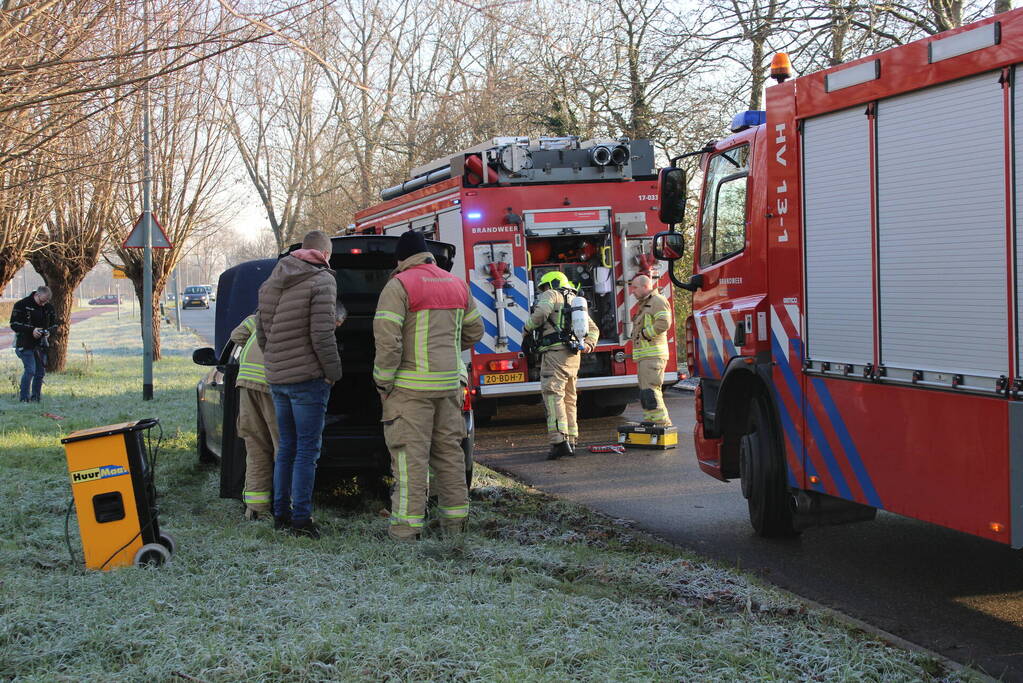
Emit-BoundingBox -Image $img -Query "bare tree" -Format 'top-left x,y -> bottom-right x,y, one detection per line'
109,49 -> 233,359
28,119 -> 123,371
0,160 -> 49,292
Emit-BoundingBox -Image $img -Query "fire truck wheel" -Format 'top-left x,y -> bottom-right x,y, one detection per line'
597,403 -> 628,417
158,532 -> 177,555
133,543 -> 171,568
741,392 -> 798,538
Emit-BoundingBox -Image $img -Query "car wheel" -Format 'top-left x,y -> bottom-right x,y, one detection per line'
133,542 -> 170,567
740,391 -> 798,538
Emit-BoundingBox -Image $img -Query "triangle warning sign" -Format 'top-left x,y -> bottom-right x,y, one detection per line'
123,213 -> 172,249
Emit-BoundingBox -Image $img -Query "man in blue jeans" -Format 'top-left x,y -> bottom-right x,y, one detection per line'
9,286 -> 55,402
256,231 -> 342,538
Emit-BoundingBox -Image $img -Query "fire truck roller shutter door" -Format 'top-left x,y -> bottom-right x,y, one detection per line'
877,71 -> 1007,383
1015,69 -> 1023,377
803,106 -> 873,369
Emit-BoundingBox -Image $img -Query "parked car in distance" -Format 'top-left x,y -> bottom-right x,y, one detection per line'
192,234 -> 475,500
88,294 -> 120,305
181,285 -> 211,309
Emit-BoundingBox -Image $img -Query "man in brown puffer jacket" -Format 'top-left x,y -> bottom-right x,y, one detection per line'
256,229 -> 342,538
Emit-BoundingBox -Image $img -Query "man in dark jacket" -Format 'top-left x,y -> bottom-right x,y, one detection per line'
256,230 -> 342,538
9,286 -> 56,402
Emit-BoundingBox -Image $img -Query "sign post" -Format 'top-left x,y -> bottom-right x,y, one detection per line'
112,267 -> 127,321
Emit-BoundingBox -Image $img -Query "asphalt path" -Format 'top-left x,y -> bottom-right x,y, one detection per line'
474,391 -> 1023,681
0,306 -> 116,351
176,302 -> 216,346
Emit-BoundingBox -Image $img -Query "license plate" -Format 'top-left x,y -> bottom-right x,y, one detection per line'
482,372 -> 525,385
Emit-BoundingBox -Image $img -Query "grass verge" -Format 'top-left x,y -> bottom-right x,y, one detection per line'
0,312 -> 977,681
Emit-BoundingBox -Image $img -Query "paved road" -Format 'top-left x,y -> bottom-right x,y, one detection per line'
0,306 -> 116,351
175,302 -> 216,346
474,391 -> 1023,681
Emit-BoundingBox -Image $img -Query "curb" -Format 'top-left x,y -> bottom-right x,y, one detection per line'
785,594 -> 992,681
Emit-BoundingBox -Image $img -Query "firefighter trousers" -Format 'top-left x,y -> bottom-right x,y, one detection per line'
237,387 -> 279,513
382,388 -> 468,540
637,357 -> 671,426
540,349 -> 580,445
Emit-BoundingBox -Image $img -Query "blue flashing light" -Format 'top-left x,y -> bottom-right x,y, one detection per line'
730,110 -> 766,133
466,211 -> 482,220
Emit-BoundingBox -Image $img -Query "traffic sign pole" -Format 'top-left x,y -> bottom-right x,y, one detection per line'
141,0 -> 153,401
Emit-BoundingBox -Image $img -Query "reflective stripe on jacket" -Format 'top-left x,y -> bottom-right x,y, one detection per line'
631,291 -> 671,360
230,314 -> 269,392
373,252 -> 484,395
524,288 -> 599,352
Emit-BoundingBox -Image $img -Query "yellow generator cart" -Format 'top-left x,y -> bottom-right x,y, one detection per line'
61,418 -> 174,570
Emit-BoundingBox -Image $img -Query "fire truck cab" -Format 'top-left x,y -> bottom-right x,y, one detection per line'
656,9 -> 1023,547
355,136 -> 680,422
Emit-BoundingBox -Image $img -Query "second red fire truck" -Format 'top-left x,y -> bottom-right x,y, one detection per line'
354,136 -> 680,422
654,8 -> 1023,547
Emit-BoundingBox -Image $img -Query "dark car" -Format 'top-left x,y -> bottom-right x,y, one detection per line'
88,294 -> 120,305
192,234 -> 475,500
181,285 -> 211,309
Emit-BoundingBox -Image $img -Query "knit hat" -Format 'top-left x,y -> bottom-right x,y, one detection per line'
395,230 -> 428,261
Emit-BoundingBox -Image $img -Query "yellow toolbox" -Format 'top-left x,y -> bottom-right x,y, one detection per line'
61,418 -> 174,570
617,422 -> 678,450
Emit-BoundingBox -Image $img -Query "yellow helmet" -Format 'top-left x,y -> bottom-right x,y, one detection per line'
538,271 -> 569,289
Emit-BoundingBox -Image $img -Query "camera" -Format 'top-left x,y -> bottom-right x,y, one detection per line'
37,324 -> 60,349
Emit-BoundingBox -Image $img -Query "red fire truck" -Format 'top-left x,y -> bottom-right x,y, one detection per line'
354,136 -> 680,422
654,9 -> 1023,547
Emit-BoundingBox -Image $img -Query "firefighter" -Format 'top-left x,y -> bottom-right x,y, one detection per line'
373,230 -> 484,541
629,274 -> 672,426
524,271 -> 599,460
230,313 -> 278,520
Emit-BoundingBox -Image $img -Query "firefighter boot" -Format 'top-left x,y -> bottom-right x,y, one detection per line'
547,440 -> 574,460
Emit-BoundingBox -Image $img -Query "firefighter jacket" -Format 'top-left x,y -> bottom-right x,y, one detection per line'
373,251 -> 484,396
631,291 -> 672,360
524,288 -> 599,353
256,252 -> 342,385
230,315 -> 269,393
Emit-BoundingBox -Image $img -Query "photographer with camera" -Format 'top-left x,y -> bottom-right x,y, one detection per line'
9,285 -> 56,403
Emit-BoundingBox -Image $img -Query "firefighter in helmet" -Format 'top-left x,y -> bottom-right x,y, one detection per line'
524,270 -> 599,460
629,274 -> 672,426
373,230 -> 484,541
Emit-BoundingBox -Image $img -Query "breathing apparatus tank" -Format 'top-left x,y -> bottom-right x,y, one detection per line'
569,290 -> 589,350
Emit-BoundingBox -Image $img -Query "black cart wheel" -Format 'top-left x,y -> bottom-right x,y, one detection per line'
133,543 -> 170,567
158,532 -> 176,555
740,391 -> 798,538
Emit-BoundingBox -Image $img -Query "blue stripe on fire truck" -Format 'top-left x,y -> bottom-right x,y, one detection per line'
810,378 -> 883,509
768,382 -> 814,488
770,330 -> 853,499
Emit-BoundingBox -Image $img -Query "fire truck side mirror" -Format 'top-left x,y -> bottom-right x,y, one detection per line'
652,231 -> 685,262
657,167 -> 687,225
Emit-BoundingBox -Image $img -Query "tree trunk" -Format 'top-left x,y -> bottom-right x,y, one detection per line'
749,37 -> 766,110
0,248 -> 24,293
995,0 -> 1012,14
130,276 -> 166,361
42,284 -> 74,372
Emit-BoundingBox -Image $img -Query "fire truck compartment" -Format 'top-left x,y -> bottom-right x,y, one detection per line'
801,69 -> 1012,393
527,233 -> 619,343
